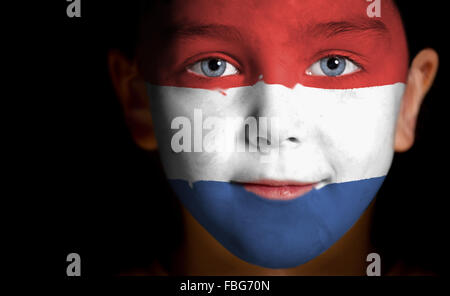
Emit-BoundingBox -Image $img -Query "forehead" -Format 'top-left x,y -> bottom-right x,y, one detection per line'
143,0 -> 402,37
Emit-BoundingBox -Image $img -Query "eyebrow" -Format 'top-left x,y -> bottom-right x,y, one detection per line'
162,19 -> 389,44
164,23 -> 245,43
306,18 -> 389,39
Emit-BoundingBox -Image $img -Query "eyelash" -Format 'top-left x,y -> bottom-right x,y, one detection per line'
184,53 -> 242,74
182,52 -> 366,79
316,52 -> 366,72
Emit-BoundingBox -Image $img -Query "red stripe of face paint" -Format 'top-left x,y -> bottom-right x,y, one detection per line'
138,0 -> 408,89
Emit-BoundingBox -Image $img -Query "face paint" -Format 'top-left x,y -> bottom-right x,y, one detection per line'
139,0 -> 409,268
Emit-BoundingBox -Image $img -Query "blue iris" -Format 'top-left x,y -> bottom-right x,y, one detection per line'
320,56 -> 346,76
201,58 -> 226,77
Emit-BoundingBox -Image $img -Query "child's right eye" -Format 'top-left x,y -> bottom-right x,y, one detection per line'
187,58 -> 240,78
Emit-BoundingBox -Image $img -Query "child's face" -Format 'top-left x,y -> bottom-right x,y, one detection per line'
137,0 -> 409,268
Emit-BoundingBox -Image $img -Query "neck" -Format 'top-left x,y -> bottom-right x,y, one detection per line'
169,200 -> 376,275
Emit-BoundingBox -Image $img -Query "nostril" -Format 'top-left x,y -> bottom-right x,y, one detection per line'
287,137 -> 300,143
258,137 -> 271,146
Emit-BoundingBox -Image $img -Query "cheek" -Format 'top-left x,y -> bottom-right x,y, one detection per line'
310,83 -> 405,180
146,83 -> 251,181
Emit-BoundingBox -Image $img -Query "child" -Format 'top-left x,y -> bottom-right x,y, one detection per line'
108,0 -> 438,275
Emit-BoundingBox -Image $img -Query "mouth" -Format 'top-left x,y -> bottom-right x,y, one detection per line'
237,180 -> 317,200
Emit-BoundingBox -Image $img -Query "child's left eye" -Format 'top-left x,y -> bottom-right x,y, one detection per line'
187,58 -> 239,77
306,56 -> 360,77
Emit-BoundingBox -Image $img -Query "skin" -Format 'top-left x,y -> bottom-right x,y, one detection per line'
108,0 -> 438,275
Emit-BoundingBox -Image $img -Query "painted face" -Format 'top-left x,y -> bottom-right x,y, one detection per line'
138,0 -> 409,268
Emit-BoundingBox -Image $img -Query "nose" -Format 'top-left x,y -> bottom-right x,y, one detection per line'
245,82 -> 304,152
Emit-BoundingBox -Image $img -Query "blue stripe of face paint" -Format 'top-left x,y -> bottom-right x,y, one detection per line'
169,177 -> 385,268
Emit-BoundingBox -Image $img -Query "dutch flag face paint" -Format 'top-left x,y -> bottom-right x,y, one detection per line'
139,0 -> 409,268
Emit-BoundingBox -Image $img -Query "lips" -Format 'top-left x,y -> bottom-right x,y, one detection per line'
239,180 -> 316,200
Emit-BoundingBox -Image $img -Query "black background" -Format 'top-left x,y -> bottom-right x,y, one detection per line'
42,0 -> 449,278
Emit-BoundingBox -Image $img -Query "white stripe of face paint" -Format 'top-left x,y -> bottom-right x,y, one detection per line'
147,82 -> 405,187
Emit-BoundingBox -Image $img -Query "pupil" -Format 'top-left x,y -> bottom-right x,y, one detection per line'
208,59 -> 222,71
327,57 -> 340,70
